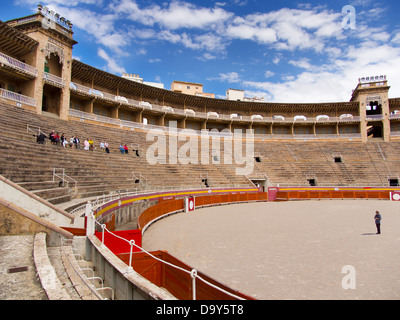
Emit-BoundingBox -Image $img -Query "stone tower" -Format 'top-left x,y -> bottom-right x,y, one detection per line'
6,4 -> 77,119
351,75 -> 390,142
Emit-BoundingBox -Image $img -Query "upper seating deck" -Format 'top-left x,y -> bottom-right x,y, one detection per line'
1,101 -> 400,206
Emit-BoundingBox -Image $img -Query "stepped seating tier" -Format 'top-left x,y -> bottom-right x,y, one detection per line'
0,103 -> 253,205
2,102 -> 400,206
251,140 -> 400,187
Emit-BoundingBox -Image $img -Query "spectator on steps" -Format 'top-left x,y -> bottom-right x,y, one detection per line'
88,138 -> 94,151
124,144 -> 129,154
69,136 -> 75,148
61,133 -> 68,147
49,130 -> 55,144
74,136 -> 80,149
54,132 -> 60,146
36,132 -> 47,144
105,141 -> 110,153
100,141 -> 105,151
119,144 -> 125,154
84,139 -> 90,151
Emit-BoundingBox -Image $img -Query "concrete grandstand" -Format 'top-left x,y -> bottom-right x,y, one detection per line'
1,5 -> 400,300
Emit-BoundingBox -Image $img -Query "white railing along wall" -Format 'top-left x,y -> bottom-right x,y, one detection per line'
87,211 -> 246,301
69,82 -> 361,124
69,108 -> 362,141
0,88 -> 36,107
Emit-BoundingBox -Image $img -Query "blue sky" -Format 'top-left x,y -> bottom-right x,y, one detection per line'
2,0 -> 400,102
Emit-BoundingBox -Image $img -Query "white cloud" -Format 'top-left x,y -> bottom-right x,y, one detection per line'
289,58 -> 312,69
392,31 -> 400,44
149,58 -> 161,63
264,71 -> 275,78
240,39 -> 400,103
157,30 -> 229,54
136,48 -> 147,55
132,29 -> 156,40
224,7 -> 343,53
112,0 -> 233,30
244,90 -> 270,100
272,53 -> 283,64
97,48 -> 126,74
196,53 -> 217,62
225,24 -> 277,44
209,72 -> 241,83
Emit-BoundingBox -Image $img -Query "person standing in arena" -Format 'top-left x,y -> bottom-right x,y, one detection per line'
374,211 -> 382,234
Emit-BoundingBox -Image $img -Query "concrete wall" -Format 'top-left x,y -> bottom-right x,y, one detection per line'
86,234 -> 176,300
0,175 -> 83,230
113,199 -> 155,230
0,199 -> 73,246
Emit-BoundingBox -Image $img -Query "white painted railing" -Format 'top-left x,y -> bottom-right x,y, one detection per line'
69,109 -> 363,141
0,88 -> 36,107
69,82 -> 362,124
43,72 -> 65,88
0,51 -> 38,78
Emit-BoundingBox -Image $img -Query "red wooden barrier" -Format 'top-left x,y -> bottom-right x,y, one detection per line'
137,192 -> 267,230
102,190 -> 266,300
117,250 -> 255,300
95,229 -> 142,255
275,189 -> 391,201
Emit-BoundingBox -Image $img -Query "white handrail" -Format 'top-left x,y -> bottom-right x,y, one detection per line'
53,168 -> 77,194
61,238 -> 114,300
93,220 -> 246,300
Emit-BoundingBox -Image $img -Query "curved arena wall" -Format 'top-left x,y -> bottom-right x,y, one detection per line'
86,187 -> 265,300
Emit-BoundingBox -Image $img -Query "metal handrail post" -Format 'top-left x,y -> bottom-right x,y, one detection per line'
191,269 -> 197,300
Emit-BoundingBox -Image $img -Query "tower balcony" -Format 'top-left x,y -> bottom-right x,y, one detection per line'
43,72 -> 65,88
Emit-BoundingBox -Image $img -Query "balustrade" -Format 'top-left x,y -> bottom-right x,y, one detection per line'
0,51 -> 38,78
0,88 -> 36,107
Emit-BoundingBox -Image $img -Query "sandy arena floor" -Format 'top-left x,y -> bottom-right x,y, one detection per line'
142,200 -> 400,300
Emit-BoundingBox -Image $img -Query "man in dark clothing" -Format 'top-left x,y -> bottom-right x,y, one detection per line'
374,211 -> 382,234
37,132 -> 47,144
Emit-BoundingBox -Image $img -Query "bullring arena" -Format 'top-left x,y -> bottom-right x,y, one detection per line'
1,6 -> 400,301
142,201 -> 400,300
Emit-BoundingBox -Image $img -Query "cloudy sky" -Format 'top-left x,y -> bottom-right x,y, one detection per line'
3,0 -> 400,102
